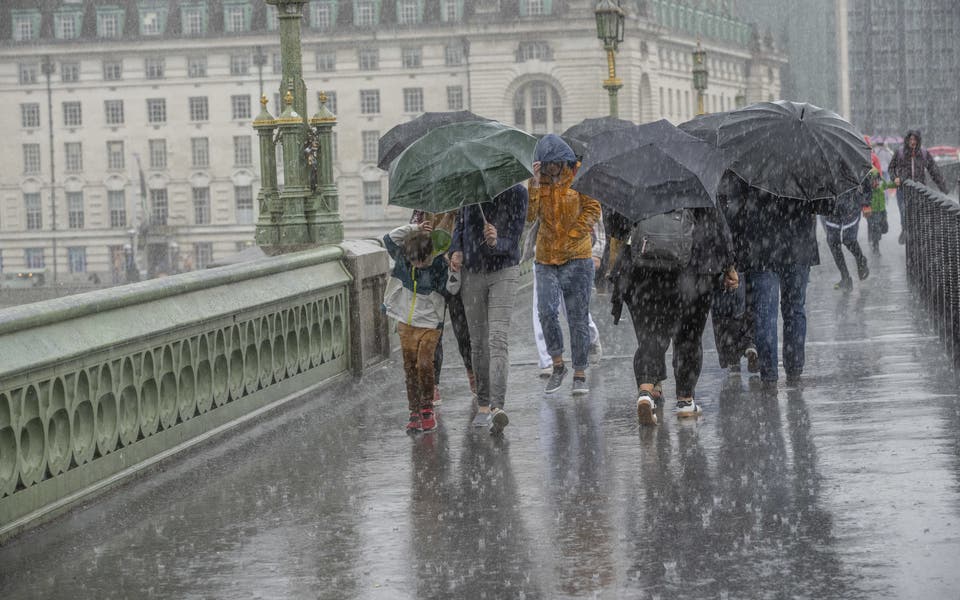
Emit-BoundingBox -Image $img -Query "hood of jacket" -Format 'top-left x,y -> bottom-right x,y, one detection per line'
904,129 -> 923,151
534,134 -> 577,165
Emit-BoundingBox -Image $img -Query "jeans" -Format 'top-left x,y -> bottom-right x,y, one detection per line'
462,266 -> 520,409
398,322 -> 442,412
750,265 -> 810,382
536,259 -> 595,371
532,271 -> 600,369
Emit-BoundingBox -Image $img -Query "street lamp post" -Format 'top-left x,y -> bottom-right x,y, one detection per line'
594,0 -> 625,118
253,46 -> 268,99
735,89 -> 747,109
41,56 -> 58,286
692,39 -> 709,115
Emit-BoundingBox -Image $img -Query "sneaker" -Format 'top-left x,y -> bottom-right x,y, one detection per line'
420,409 -> 437,432
544,364 -> 568,393
471,411 -> 493,428
637,392 -> 658,426
433,386 -> 442,406
490,408 -> 509,436
406,411 -> 422,433
588,340 -> 603,364
652,381 -> 665,408
834,278 -> 853,291
745,347 -> 760,374
857,261 -> 870,281
539,366 -> 554,379
675,399 -> 703,418
572,376 -> 589,396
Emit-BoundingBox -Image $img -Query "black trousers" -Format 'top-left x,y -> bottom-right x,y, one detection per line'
827,236 -> 867,282
433,291 -> 472,382
712,277 -> 755,368
624,269 -> 715,398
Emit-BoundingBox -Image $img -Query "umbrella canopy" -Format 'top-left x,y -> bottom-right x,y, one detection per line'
377,110 -> 491,170
388,121 -> 537,213
677,111 -> 731,146
571,119 -> 727,221
716,101 -> 872,201
561,116 -> 636,159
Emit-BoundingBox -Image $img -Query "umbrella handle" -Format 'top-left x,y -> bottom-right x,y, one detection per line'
478,204 -> 489,225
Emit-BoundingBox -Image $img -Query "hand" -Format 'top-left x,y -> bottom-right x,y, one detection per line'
531,161 -> 541,188
592,256 -> 601,269
723,267 -> 739,290
449,251 -> 463,272
862,206 -> 873,217
419,221 -> 433,233
483,222 -> 498,248
894,177 -> 901,187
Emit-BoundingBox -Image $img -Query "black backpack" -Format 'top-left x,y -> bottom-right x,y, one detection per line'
629,209 -> 695,271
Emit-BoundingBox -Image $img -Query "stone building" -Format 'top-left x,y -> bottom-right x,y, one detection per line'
0,0 -> 783,283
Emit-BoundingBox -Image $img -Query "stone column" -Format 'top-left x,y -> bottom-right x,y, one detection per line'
254,95 -> 280,248
308,91 -> 343,245
275,89 -> 310,245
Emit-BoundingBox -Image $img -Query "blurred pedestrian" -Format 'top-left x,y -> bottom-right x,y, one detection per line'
821,179 -> 870,291
888,129 -> 948,243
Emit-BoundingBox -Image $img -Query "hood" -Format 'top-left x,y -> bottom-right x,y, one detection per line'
534,134 -> 577,165
904,129 -> 922,148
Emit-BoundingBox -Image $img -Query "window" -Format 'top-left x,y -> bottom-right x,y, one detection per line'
316,51 -> 336,72
61,62 -> 80,83
108,190 -> 126,228
65,142 -> 83,172
234,136 -> 253,166
272,53 -> 282,74
13,13 -> 38,41
235,186 -> 254,224
441,0 -> 461,22
361,131 -> 379,162
97,10 -> 121,38
403,88 -> 424,113
68,247 -> 87,273
103,61 -> 123,81
67,192 -> 84,229
194,243 -> 214,268
521,0 -> 548,15
25,248 -> 45,269
513,81 -> 562,134
55,13 -> 79,39
231,95 -> 251,120
188,57 -> 207,78
189,96 -> 209,122
230,54 -> 250,75
21,104 -> 40,128
360,90 -> 380,114
145,58 -> 165,80
359,48 -> 379,71
25,193 -> 42,230
147,99 -> 167,124
63,102 -> 82,127
224,4 -> 248,33
23,144 -> 41,175
311,1 -> 334,29
517,41 -> 552,62
445,44 -> 464,66
107,141 -> 125,170
319,91 -> 337,114
363,181 -> 382,205
397,0 -> 421,24
183,7 -> 205,35
266,5 -> 280,30
150,189 -> 168,225
447,86 -> 463,111
355,0 -> 377,26
193,187 -> 211,225
149,139 -> 167,168
104,100 -> 124,125
402,47 -> 422,68
19,63 -> 39,85
141,7 -> 167,35
192,137 -> 210,168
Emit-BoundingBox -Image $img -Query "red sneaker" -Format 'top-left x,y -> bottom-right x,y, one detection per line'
420,409 -> 437,432
406,411 -> 422,433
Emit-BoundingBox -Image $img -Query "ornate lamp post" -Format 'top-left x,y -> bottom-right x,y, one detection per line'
594,0 -> 625,118
41,56 -> 58,285
253,45 -> 268,99
735,88 -> 747,109
692,39 -> 709,115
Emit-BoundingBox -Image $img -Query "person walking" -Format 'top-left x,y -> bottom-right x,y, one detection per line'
887,129 -> 949,243
449,184 -> 528,435
527,135 -> 602,396
821,180 -> 871,291
609,207 -> 739,425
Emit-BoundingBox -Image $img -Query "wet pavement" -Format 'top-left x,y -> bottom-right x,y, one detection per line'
2,211 -> 959,599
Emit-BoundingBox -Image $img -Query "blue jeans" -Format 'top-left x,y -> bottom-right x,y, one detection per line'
750,265 -> 810,382
536,259 -> 594,371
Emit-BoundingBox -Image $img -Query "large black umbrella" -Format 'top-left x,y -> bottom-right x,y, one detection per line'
716,101 -> 872,200
377,110 -> 491,170
677,111 -> 731,146
561,116 -> 636,159
571,119 -> 727,221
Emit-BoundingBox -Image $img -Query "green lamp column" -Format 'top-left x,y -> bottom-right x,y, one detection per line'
308,91 -> 343,244
275,88 -> 310,245
254,95 -> 280,247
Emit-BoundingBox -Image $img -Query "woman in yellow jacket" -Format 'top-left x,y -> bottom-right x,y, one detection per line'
528,134 -> 602,395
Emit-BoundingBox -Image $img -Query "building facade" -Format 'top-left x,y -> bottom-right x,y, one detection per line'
0,0 -> 783,284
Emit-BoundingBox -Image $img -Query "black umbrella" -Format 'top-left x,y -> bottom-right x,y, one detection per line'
377,110 -> 491,170
677,111 -> 731,146
561,116 -> 636,159
716,100 -> 872,200
571,119 -> 727,221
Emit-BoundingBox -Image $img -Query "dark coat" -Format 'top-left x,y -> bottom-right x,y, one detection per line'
887,129 -> 948,193
450,184 -> 529,273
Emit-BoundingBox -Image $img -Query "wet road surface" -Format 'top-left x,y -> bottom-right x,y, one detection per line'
1,213 -> 959,599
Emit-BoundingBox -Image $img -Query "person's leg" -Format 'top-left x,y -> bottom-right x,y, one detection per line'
486,266 -> 520,410
416,328 -> 442,430
826,232 -> 851,285
536,263 -> 565,365
558,258 -> 594,375
462,271 -> 491,409
398,323 -> 423,430
750,270 -> 781,382
532,272 -> 552,370
673,277 -> 713,400
626,271 -> 675,389
446,291 -> 475,392
778,264 -> 810,381
844,238 -> 869,280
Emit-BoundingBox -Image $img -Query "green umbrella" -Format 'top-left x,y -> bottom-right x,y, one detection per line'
388,121 -> 537,213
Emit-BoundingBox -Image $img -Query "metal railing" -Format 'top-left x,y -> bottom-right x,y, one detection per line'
902,181 -> 960,370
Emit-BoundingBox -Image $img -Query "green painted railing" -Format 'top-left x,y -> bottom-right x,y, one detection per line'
0,246 -> 354,539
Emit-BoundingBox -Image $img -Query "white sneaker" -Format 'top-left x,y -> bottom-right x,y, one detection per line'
588,340 -> 603,364
637,392 -> 657,426
675,399 -> 703,418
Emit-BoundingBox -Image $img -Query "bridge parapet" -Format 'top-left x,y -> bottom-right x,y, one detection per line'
0,244 -> 391,540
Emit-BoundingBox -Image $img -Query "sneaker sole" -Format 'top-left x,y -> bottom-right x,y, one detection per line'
572,385 -> 589,396
637,399 -> 657,426
490,411 -> 509,435
544,383 -> 564,394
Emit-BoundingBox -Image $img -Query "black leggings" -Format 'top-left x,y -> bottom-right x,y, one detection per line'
433,291 -> 472,382
827,236 -> 867,282
624,269 -> 714,398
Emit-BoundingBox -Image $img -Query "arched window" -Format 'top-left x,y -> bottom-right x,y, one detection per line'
513,81 -> 562,134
